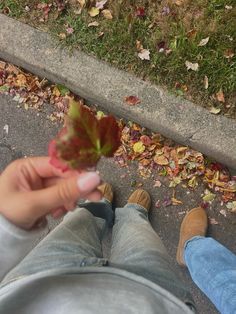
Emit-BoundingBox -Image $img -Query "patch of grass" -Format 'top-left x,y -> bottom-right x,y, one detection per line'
0,0 -> 25,17
1,0 -> 236,117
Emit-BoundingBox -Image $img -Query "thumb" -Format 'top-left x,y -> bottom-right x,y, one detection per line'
31,172 -> 100,216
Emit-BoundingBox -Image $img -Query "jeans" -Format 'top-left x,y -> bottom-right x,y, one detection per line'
3,200 -> 193,307
185,236 -> 236,314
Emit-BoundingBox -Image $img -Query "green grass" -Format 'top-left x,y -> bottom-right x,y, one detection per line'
1,0 -> 236,117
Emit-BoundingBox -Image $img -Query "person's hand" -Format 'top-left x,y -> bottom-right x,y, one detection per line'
0,157 -> 101,230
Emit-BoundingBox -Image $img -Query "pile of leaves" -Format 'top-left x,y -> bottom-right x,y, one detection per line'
0,60 -> 70,121
114,121 -> 236,211
1,59 -> 236,213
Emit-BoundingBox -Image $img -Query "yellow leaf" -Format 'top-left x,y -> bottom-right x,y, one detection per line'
188,176 -> 198,188
102,9 -> 113,19
133,141 -> 145,154
53,86 -> 61,97
209,106 -> 221,115
89,7 -> 100,17
15,74 -> 27,87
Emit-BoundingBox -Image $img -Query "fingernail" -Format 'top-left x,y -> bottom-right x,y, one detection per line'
77,172 -> 100,193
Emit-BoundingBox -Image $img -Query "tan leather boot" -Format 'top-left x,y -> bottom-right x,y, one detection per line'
98,183 -> 113,203
128,189 -> 151,211
176,207 -> 208,266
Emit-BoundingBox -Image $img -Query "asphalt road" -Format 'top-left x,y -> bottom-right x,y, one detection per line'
1,94 -> 236,313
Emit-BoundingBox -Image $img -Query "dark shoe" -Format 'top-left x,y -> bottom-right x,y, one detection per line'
176,207 -> 208,266
98,183 -> 113,203
127,189 -> 151,211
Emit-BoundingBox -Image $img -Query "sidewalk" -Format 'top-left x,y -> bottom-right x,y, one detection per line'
2,94 -> 235,313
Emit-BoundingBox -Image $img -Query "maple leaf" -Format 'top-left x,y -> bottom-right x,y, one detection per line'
49,100 -> 121,170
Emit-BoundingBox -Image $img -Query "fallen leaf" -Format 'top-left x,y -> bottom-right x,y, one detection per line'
96,0 -> 108,9
88,21 -> 100,27
198,37 -> 209,47
209,106 -> 221,115
58,32 -> 66,39
185,61 -> 199,71
136,7 -> 146,17
102,9 -> 113,19
204,75 -> 209,89
97,31 -> 104,38
171,197 -> 183,205
187,29 -> 197,39
133,141 -> 145,154
154,179 -> 162,188
15,74 -> 27,87
53,86 -> 61,97
202,190 -> 215,202
124,96 -> 141,106
226,201 -> 236,213
174,0 -> 184,6
216,90 -> 225,103
225,5 -> 233,10
89,7 -> 100,17
224,49 -> 235,59
154,155 -> 169,166
136,40 -> 143,51
138,49 -> 150,60
78,0 -> 86,8
155,200 -> 161,208
188,176 -> 198,188
140,135 -> 152,146
220,209 -> 227,217
209,218 -> 219,225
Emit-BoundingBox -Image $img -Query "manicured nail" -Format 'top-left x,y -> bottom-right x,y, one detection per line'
77,172 -> 100,193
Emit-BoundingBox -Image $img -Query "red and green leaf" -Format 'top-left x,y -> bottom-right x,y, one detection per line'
49,99 -> 121,170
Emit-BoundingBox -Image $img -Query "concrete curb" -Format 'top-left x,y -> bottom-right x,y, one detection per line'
0,14 -> 235,169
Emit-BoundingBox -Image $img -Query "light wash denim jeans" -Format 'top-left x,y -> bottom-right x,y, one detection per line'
185,236 -> 236,314
3,200 -> 193,307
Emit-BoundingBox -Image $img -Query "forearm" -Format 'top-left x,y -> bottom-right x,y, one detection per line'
0,214 -> 48,281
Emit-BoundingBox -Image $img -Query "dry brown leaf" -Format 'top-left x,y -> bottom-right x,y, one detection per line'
216,90 -> 225,103
204,75 -> 209,89
171,197 -> 183,205
88,21 -> 100,27
154,155 -> 169,166
198,37 -> 209,47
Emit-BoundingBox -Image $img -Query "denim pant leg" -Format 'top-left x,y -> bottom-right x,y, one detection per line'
110,204 -> 194,306
184,236 -> 236,313
3,200 -> 113,284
